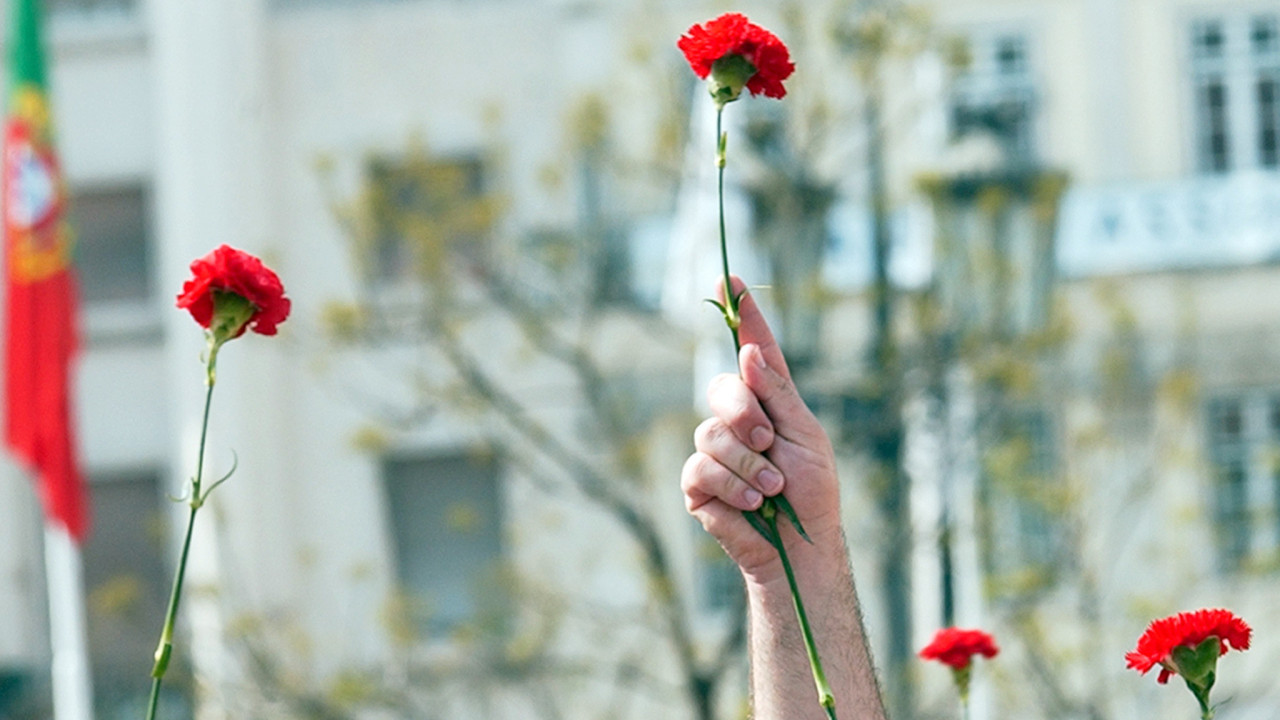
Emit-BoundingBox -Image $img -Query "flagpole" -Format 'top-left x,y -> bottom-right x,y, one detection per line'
3,0 -> 94,714
42,523 -> 95,720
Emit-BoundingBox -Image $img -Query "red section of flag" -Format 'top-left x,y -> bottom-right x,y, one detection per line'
3,106 -> 88,542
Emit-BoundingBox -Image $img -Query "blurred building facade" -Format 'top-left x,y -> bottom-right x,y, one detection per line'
0,0 -> 1278,719
905,3 -> 1280,719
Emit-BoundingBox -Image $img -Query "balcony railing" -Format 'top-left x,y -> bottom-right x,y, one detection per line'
46,0 -> 134,13
1057,170 -> 1280,277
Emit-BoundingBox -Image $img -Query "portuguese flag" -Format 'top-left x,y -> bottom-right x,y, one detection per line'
3,0 -> 88,541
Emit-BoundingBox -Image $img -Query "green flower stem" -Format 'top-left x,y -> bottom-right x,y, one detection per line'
713,103 -> 834,720
145,341 -> 220,720
715,106 -> 740,354
1198,694 -> 1213,720
1187,680 -> 1214,720
954,664 -> 972,718
765,505 -> 838,720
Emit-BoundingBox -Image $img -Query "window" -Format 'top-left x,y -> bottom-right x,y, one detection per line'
82,470 -> 190,717
1205,393 -> 1280,571
364,155 -> 494,285
1196,79 -> 1232,171
950,31 -> 1037,164
0,667 -> 45,718
1254,15 -> 1279,54
1260,72 -> 1279,167
994,35 -> 1027,75
383,452 -> 506,637
70,185 -> 152,306
1189,13 -> 1280,173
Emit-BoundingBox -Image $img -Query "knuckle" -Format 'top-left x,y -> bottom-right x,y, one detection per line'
686,496 -> 702,514
734,451 -> 762,482
683,479 -> 709,514
680,454 -> 700,492
727,401 -> 756,431
717,470 -> 743,498
706,373 -> 736,401
770,369 -> 793,397
693,418 -> 720,448
683,452 -> 719,488
702,418 -> 732,447
712,371 -> 738,388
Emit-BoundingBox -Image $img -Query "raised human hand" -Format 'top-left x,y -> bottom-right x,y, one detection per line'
681,277 -> 841,583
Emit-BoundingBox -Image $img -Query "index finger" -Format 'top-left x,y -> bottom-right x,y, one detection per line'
723,274 -> 792,384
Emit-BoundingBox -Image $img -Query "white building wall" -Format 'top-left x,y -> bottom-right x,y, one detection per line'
5,0 -> 1280,717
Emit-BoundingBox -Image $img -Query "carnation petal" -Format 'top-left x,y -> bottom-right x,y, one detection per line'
1126,608 -> 1252,684
920,627 -> 999,670
678,12 -> 793,101
176,244 -> 290,339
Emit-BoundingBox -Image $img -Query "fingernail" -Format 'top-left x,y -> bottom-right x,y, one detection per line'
744,488 -> 763,508
754,347 -> 767,369
759,468 -> 783,494
750,426 -> 772,450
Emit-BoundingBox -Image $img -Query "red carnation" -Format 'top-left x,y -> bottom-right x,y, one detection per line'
678,13 -> 794,103
176,244 -> 290,340
1126,608 -> 1251,685
920,627 -> 1000,670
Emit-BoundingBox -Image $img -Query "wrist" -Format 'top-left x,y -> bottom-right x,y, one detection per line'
742,523 -> 849,591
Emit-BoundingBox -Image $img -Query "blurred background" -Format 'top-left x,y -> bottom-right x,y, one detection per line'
2,0 -> 1280,718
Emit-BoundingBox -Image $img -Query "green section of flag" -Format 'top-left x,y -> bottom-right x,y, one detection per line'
8,0 -> 48,93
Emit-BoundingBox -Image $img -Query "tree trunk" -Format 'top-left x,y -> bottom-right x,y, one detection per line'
866,90 -> 915,720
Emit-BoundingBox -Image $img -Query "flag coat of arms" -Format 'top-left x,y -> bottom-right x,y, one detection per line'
3,0 -> 88,541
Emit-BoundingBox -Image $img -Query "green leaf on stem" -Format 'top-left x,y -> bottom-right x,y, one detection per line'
729,287 -> 748,322
744,508 -> 781,550
773,494 -> 812,544
708,53 -> 757,108
1172,637 -> 1221,689
197,450 -> 239,507
704,297 -> 741,331
209,291 -> 255,346
951,663 -> 972,703
151,641 -> 171,678
165,486 -> 193,504
1182,675 -> 1216,720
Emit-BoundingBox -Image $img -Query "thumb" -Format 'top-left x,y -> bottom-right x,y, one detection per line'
721,276 -> 820,441
726,275 -> 792,384
739,342 -> 824,447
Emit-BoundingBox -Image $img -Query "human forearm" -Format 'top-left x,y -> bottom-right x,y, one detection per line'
745,528 -> 886,720
681,284 -> 886,719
